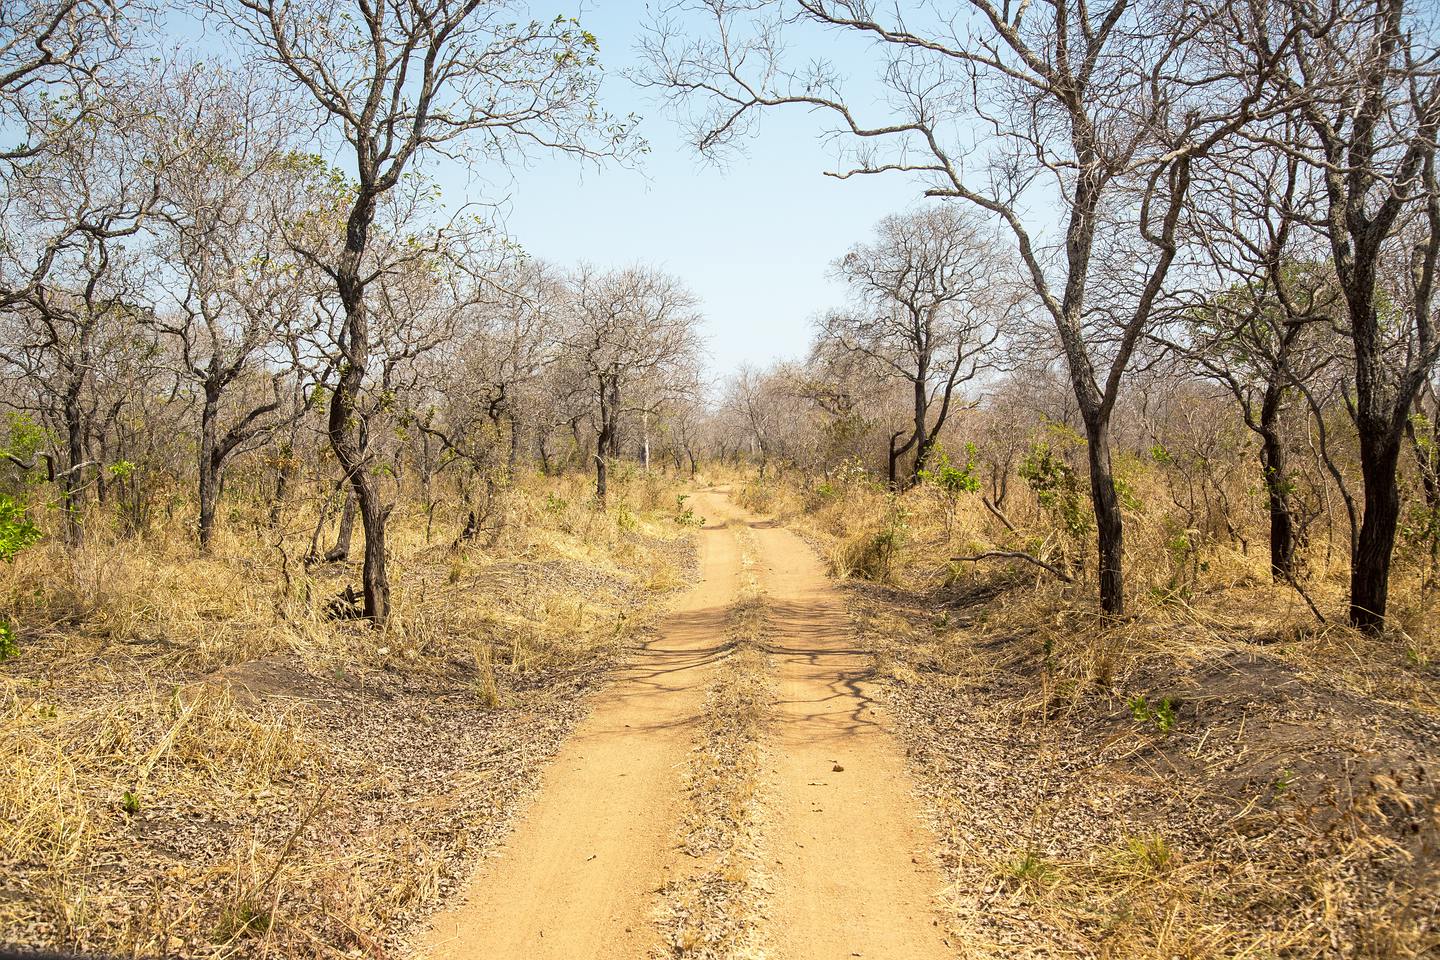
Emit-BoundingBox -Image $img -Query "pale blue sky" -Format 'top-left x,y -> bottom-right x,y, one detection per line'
436,3 -> 923,378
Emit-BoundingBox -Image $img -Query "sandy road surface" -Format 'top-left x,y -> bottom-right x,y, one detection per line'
418,490 -> 741,960
750,518 -> 952,959
416,489 -> 951,960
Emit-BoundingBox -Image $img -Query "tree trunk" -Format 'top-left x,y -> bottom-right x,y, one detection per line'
605,380 -> 622,461
269,447 -> 295,526
329,193 -> 390,622
1350,433 -> 1402,631
1259,429 -> 1296,582
569,418 -> 584,470
594,445 -> 609,505
197,390 -> 221,553
1083,415 -> 1125,616
61,384 -> 85,546
595,381 -> 613,505
910,378 -> 930,486
198,459 -> 221,554
326,490 -> 357,562
887,431 -> 912,490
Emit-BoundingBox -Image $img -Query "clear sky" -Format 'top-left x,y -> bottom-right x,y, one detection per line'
434,3 -> 924,380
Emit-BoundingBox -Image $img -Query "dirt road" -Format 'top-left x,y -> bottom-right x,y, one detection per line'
750,518 -> 953,959
416,489 -> 950,960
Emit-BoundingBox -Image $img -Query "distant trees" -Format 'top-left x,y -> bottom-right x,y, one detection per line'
562,266 -> 705,505
211,0 -> 636,623
821,207 -> 1009,488
644,0 -> 1283,615
148,68 -> 322,553
0,2 -> 714,638
645,0 -> 1440,629
0,67 -> 170,543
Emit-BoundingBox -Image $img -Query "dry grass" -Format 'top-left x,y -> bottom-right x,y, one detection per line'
720,463 -> 1440,959
0,467 -> 697,958
659,522 -> 772,960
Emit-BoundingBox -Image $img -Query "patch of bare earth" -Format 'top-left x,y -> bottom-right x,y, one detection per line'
847,577 -> 1440,959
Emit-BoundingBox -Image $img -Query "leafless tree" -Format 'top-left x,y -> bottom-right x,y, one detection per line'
407,257 -> 562,542
1247,0 -> 1440,629
561,265 -> 704,505
0,75 -> 170,542
211,0 -> 638,622
1163,135 -> 1343,582
0,0 -> 137,167
724,364 -> 783,477
821,205 -> 1009,488
148,67 -> 324,552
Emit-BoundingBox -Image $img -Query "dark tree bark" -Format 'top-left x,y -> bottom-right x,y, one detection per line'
595,379 -> 615,505
325,490 -> 357,563
60,378 -> 86,545
1259,427 -> 1296,580
269,444 -> 295,527
1081,410 -> 1126,615
197,390 -> 221,552
329,194 -> 391,620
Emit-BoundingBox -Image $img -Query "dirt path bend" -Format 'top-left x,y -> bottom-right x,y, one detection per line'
748,517 -> 953,960
417,490 -> 741,960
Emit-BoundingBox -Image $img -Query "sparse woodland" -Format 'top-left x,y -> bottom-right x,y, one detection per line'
0,0 -> 1438,958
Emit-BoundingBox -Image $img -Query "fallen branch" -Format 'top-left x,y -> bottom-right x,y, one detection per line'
981,495 -> 1017,533
953,550 -> 1074,583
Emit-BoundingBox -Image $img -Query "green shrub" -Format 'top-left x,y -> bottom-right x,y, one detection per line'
0,494 -> 41,562
1127,694 -> 1178,734
1020,438 -> 1090,547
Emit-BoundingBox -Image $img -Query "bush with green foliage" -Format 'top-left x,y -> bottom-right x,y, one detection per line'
1019,433 -> 1091,556
920,442 -> 981,538
0,494 -> 41,563
1127,694 -> 1178,734
0,493 -> 41,661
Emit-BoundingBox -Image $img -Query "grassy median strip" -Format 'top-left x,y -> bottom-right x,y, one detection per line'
658,524 -> 773,960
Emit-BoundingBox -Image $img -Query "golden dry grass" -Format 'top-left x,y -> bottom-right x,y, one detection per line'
719,461 -> 1440,959
0,466 -> 697,958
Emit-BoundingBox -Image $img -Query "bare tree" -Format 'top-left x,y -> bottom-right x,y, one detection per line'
1251,0 -> 1440,629
821,205 -> 1008,488
0,0 -> 137,167
212,0 -> 637,622
642,0 -> 1286,614
149,67 -> 323,552
407,257 -> 562,543
0,76 -> 170,543
724,364 -> 783,477
1165,138 -> 1343,582
562,265 -> 704,505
